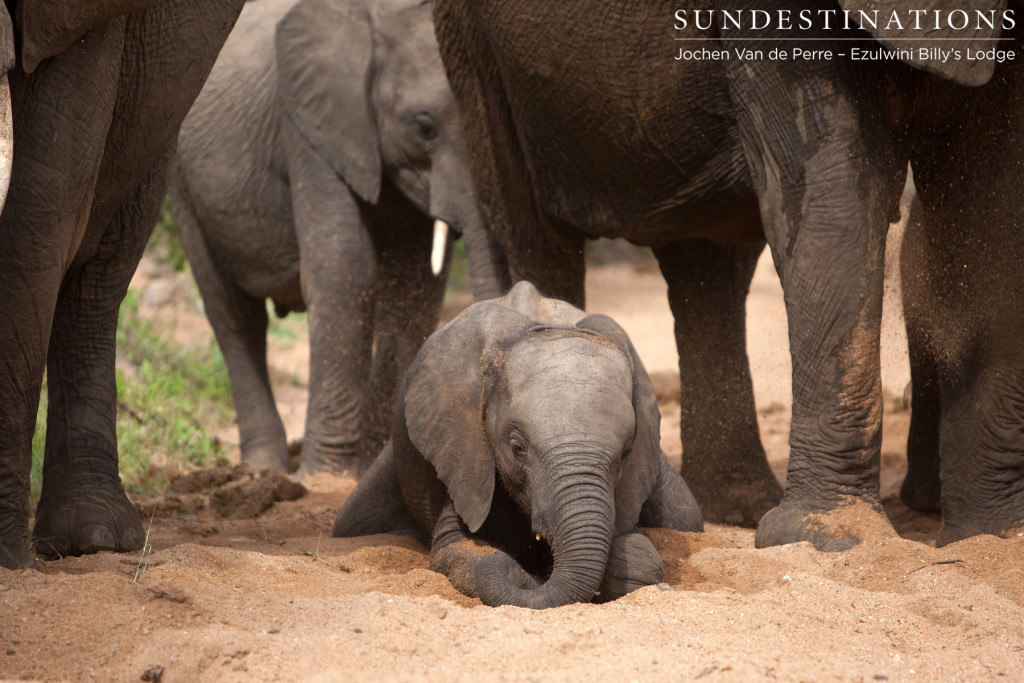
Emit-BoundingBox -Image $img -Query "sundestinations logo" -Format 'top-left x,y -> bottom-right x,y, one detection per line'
672,7 -> 1018,65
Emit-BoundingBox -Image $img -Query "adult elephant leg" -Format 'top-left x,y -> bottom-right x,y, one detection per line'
653,239 -> 780,526
283,120 -> 375,479
910,58 -> 1024,545
173,183 -> 288,472
898,196 -> 942,513
32,0 -> 246,558
505,221 -> 586,309
365,206 -> 450,466
34,150 -> 176,560
0,23 -> 125,569
725,48 -> 906,551
432,0 -> 584,308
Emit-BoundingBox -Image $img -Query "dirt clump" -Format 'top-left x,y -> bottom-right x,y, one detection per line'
171,463 -> 255,493
133,465 -> 306,521
210,469 -> 306,519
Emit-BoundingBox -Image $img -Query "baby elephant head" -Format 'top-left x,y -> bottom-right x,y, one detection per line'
403,282 -> 664,608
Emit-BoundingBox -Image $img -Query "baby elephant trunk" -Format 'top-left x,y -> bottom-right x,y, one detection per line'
476,475 -> 614,609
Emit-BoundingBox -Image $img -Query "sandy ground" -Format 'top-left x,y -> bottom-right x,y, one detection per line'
3,233 -> 1024,682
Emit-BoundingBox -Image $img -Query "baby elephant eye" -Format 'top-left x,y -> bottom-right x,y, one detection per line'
509,437 -> 527,458
412,113 -> 438,141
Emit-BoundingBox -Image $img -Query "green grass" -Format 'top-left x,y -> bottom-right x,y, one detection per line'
30,393 -> 46,506
113,289 -> 233,494
30,287 -> 233,505
447,238 -> 470,293
147,196 -> 189,272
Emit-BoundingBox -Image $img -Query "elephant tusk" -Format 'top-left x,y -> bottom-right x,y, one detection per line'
535,533 -> 542,542
430,219 -> 448,277
0,73 -> 12,214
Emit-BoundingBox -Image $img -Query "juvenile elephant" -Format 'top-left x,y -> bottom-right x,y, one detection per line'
432,0 -> 1024,548
170,0 -> 506,477
0,0 -> 246,569
333,282 -> 703,609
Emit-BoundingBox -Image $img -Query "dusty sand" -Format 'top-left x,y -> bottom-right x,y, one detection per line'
3,235 -> 1023,682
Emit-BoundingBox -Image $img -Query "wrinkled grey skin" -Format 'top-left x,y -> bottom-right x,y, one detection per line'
333,282 -> 703,609
0,0 -> 246,570
433,0 -> 1024,549
170,0 -> 506,477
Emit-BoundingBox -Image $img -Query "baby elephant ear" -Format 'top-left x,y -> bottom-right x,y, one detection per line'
404,301 -> 535,532
575,314 -> 661,535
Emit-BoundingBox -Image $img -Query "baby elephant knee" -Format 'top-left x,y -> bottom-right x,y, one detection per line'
596,532 -> 663,603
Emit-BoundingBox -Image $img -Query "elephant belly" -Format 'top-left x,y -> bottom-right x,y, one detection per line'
206,209 -> 303,305
480,0 -> 757,245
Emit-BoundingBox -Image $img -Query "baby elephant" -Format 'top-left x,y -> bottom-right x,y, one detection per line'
334,282 -> 703,609
170,0 -> 503,478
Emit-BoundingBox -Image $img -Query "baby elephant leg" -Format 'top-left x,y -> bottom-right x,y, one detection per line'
430,501 -> 539,598
596,532 -> 664,603
640,455 -> 704,532
331,442 -> 424,543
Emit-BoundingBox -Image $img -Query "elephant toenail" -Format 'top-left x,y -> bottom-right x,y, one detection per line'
80,525 -> 117,553
122,525 -> 146,551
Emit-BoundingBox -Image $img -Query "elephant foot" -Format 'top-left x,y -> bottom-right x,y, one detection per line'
294,451 -> 373,481
240,442 -> 291,474
483,550 -> 543,591
754,497 -> 894,552
595,532 -> 663,603
936,513 -> 1024,548
899,467 -> 942,513
0,527 -> 36,570
684,465 -> 783,528
430,540 -> 539,599
31,483 -> 145,561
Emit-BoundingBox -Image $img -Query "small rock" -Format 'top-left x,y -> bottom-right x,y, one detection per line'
140,665 -> 164,682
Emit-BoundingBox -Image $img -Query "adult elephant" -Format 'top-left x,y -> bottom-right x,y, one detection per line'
170,0 -> 506,477
0,0 -> 246,570
432,0 -> 1023,548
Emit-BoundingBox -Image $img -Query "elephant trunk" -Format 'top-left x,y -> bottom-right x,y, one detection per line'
459,205 -> 509,301
429,149 -> 509,301
476,470 -> 614,609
